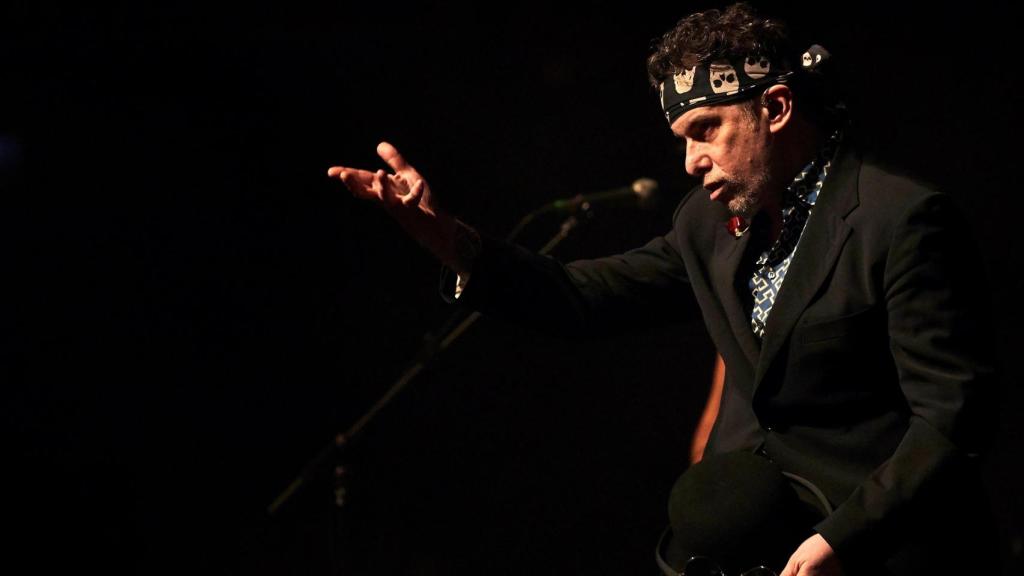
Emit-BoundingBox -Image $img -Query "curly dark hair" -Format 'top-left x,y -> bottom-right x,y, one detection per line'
648,3 -> 839,125
646,3 -> 792,88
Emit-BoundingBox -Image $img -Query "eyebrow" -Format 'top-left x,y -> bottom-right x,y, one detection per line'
674,111 -> 717,138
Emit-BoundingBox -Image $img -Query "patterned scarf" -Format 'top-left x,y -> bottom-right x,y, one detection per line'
748,130 -> 843,339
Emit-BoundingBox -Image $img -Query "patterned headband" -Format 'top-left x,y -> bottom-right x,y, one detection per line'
659,44 -> 830,124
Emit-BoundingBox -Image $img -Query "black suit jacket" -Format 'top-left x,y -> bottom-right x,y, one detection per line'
451,141 -> 996,574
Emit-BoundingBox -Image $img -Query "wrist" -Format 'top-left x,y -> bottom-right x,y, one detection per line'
391,206 -> 480,275
449,218 -> 481,275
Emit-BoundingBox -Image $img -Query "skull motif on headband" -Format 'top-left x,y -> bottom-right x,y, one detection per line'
658,45 -> 830,124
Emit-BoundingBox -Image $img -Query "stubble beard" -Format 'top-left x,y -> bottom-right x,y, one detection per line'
725,170 -> 770,221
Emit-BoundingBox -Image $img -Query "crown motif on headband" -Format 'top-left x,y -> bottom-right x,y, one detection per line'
659,44 -> 830,124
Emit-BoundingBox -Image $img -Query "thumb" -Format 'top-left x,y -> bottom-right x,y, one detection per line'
377,141 -> 412,173
779,556 -> 800,576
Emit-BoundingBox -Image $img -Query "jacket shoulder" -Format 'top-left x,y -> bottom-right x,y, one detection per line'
856,156 -> 948,212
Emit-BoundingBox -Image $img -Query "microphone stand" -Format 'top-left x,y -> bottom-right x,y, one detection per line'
265,201 -> 594,568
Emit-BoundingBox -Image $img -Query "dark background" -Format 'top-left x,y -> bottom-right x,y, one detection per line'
6,1 -> 1022,574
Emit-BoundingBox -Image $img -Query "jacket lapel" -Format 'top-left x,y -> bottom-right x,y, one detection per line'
753,145 -> 862,391
711,223 -> 760,369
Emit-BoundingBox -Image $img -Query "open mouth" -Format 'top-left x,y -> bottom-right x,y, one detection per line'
704,182 -> 725,201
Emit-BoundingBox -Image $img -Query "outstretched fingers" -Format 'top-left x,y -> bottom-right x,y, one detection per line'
328,143 -> 427,210
328,166 -> 381,202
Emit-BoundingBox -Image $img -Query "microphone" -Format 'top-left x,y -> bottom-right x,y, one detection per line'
541,178 -> 659,213
506,178 -> 661,242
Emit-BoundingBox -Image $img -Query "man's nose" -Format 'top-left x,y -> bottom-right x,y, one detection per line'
684,141 -> 712,177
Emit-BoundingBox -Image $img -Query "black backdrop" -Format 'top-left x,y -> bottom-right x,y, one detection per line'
6,2 -> 1022,574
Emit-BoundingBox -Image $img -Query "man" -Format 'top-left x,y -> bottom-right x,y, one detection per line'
327,4 -> 994,575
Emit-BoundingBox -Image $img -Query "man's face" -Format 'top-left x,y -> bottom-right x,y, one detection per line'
671,101 -> 772,220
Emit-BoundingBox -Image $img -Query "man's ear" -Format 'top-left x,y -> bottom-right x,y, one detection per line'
762,84 -> 794,134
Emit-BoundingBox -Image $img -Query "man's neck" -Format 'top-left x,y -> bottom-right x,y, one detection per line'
761,122 -> 824,243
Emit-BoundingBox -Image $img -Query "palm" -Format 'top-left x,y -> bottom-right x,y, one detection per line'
327,141 -> 435,215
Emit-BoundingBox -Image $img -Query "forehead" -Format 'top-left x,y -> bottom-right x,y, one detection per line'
670,107 -> 719,136
670,103 -> 748,137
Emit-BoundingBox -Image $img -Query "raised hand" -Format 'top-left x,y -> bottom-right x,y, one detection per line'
327,141 -> 436,214
327,141 -> 480,275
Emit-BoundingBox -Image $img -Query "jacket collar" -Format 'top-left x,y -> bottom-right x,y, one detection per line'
711,216 -> 761,369
706,135 -> 862,391
752,137 -> 862,392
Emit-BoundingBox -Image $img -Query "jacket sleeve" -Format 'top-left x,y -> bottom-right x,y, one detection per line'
440,204 -> 695,336
813,192 -> 996,566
